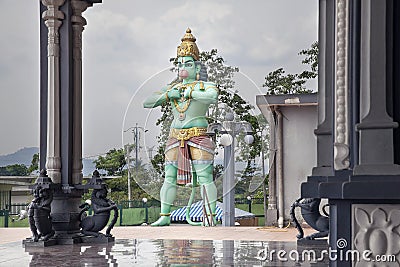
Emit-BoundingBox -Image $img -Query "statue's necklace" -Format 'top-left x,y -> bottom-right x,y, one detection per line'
174,82 -> 196,121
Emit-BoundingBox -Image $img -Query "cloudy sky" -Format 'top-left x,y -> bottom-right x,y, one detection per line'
0,1 -> 318,158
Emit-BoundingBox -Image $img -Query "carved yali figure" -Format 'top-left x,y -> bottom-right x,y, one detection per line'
144,28 -> 219,226
290,198 -> 329,240
28,186 -> 55,242
79,187 -> 118,237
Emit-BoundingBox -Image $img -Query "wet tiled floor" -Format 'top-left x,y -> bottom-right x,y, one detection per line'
0,239 -> 329,266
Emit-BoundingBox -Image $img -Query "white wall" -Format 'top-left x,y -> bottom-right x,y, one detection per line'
280,105 -> 317,220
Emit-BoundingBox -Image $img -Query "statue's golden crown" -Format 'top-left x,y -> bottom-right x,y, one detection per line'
177,28 -> 200,61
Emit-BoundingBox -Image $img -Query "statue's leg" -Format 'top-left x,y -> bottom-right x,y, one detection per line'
196,164 -> 217,226
28,209 -> 39,242
151,151 -> 177,226
190,146 -> 216,226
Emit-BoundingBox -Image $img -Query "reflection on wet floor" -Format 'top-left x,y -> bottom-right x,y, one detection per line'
0,239 -> 329,266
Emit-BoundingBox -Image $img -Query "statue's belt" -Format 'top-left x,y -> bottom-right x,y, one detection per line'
169,127 -> 208,147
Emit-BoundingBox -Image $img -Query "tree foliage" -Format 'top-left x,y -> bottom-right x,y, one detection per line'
0,164 -> 28,176
263,41 -> 318,95
91,147 -> 153,202
93,148 -> 126,176
27,153 -> 39,174
0,153 -> 40,176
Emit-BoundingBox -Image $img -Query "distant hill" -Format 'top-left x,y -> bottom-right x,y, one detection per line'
0,147 -> 96,176
0,147 -> 39,167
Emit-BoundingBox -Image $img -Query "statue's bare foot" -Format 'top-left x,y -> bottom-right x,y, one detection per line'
202,216 -> 216,227
151,216 -> 170,226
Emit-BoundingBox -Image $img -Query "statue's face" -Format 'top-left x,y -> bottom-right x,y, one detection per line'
177,56 -> 200,81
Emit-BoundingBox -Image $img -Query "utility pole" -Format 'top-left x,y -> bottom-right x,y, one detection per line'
125,144 -> 132,207
134,123 -> 139,174
146,146 -> 155,162
124,123 -> 148,207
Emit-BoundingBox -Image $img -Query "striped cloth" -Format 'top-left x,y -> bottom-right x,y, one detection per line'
171,201 -> 223,222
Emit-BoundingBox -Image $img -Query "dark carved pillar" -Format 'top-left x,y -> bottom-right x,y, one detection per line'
301,0 -> 336,199
312,0 -> 335,177
302,0 -> 400,266
354,0 -> 400,175
39,0 -> 102,244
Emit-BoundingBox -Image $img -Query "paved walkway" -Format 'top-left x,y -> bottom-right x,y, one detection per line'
0,225 -> 315,244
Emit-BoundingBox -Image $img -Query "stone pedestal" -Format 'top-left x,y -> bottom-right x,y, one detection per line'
23,238 -> 58,248
81,235 -> 115,244
50,188 -> 84,244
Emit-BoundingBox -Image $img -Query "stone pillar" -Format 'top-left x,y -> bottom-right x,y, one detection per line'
39,3 -> 48,172
71,0 -> 91,185
302,0 -> 400,266
39,0 -> 102,244
312,0 -> 335,177
42,0 -> 65,184
301,0 -> 335,199
354,0 -> 400,175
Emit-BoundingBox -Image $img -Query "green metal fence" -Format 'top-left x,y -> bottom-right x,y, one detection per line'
0,210 -> 9,227
0,197 -> 267,227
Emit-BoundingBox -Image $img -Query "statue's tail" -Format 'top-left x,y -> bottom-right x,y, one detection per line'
78,202 -> 90,222
186,173 -> 202,226
290,198 -> 304,239
106,205 -> 119,236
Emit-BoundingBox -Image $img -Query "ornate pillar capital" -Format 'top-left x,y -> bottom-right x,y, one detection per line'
41,0 -> 65,18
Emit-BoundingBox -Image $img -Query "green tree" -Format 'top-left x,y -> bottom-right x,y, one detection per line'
92,147 -> 154,203
93,148 -> 126,176
263,42 -> 318,95
298,41 -> 318,79
27,153 -> 39,174
0,164 -> 28,176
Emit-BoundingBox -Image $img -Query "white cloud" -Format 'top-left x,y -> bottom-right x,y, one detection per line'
0,0 -> 318,157
160,1 -> 233,24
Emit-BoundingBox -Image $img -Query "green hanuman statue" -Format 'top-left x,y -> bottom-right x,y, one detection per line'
143,28 -> 218,226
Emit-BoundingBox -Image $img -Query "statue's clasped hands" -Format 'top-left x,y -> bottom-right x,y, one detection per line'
183,87 -> 193,99
167,85 -> 193,100
167,87 -> 181,100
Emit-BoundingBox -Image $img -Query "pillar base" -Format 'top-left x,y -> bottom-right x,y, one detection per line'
81,234 -> 115,244
297,238 -> 328,248
265,209 -> 278,226
23,238 -> 57,248
302,173 -> 400,266
51,188 -> 83,235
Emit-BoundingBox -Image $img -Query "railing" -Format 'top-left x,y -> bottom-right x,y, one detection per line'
234,197 -> 264,204
7,203 -> 28,215
0,210 -> 9,227
0,197 -> 268,227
